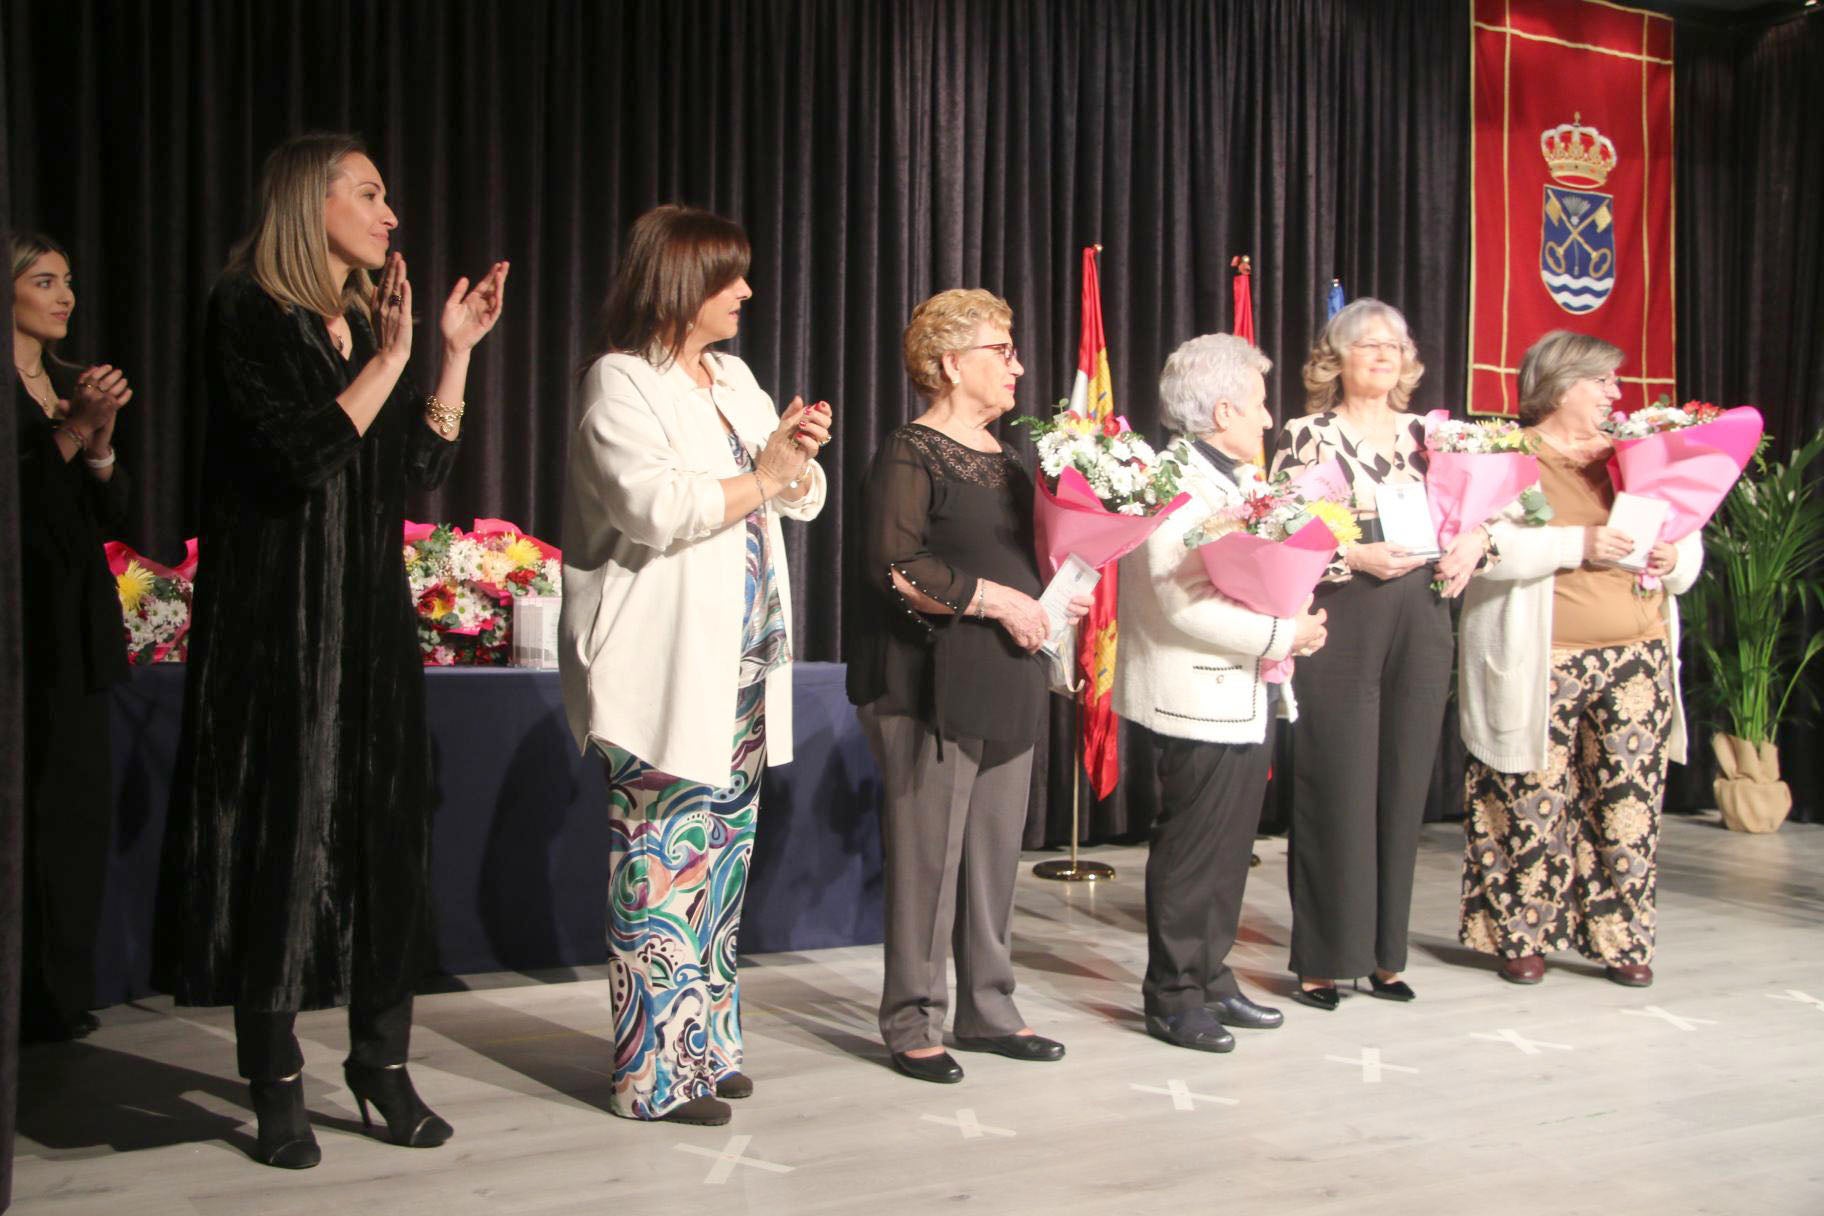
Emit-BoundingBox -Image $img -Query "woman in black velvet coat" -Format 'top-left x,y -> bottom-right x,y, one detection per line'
155,133 -> 507,1170
11,233 -> 135,1043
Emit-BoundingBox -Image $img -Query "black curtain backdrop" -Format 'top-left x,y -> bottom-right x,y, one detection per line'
1,0 -> 1817,892
1674,8 -> 1824,824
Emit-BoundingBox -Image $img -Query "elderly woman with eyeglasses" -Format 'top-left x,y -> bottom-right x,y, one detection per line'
1269,298 -> 1482,1011
847,288 -> 1089,1085
1457,331 -> 1700,990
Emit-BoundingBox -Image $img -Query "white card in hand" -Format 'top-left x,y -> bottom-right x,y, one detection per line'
1038,554 -> 1101,659
1373,482 -> 1441,559
1604,491 -> 1670,572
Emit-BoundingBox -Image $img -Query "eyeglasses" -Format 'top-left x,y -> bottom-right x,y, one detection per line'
1349,340 -> 1403,358
960,342 -> 1020,367
1588,373 -> 1621,390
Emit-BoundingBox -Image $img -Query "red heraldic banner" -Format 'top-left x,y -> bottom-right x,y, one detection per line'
1068,247 -> 1122,801
1469,0 -> 1675,416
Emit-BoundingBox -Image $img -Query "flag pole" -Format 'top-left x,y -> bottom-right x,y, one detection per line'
1033,688 -> 1116,882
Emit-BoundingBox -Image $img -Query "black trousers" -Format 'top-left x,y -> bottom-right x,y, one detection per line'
234,995 -> 414,1081
20,685 -> 113,1035
1143,720 -> 1276,1017
1287,567 -> 1452,979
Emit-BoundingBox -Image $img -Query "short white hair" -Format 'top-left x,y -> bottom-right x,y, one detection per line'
1158,334 -> 1273,434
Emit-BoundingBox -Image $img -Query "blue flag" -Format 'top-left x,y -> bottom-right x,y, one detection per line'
1326,279 -> 1346,319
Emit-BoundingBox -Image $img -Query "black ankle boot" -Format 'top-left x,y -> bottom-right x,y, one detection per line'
249,1076 -> 322,1169
343,1062 -> 453,1147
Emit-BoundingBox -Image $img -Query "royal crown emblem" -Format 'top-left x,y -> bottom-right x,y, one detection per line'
1539,113 -> 1617,189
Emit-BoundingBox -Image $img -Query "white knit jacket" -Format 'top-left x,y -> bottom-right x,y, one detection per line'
1458,491 -> 1702,775
1111,446 -> 1299,744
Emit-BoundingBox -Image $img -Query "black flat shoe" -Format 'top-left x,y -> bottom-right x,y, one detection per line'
953,1033 -> 1065,1062
1209,994 -> 1284,1030
344,1062 -> 452,1148
249,1076 -> 321,1170
658,1095 -> 732,1125
1362,975 -> 1416,1002
892,1050 -> 965,1083
1145,1010 -> 1235,1053
715,1072 -> 754,1099
1290,985 -> 1340,1012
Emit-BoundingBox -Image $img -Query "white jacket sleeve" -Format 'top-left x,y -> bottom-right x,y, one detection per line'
577,365 -> 728,552
1147,529 -> 1296,662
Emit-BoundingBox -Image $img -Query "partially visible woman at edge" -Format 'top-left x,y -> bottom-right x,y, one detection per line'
12,232 -> 135,1043
156,133 -> 508,1170
559,205 -> 829,1127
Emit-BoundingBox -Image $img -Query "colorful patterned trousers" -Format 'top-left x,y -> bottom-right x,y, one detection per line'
602,681 -> 765,1120
1460,639 -> 1673,967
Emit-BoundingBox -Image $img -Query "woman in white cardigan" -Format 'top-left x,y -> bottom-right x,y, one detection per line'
1113,334 -> 1328,1052
559,205 -> 828,1126
1458,330 -> 1700,990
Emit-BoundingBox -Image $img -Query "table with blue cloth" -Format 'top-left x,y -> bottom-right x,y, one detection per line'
97,662 -> 884,1006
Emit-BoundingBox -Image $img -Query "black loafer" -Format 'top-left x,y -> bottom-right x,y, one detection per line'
1145,1009 -> 1235,1053
892,1051 -> 965,1083
715,1072 -> 754,1099
1291,985 -> 1340,1011
1363,975 -> 1416,1002
953,1033 -> 1065,1062
1209,994 -> 1284,1030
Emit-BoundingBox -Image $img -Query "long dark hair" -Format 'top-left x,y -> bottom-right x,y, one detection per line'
10,231 -> 78,370
588,205 -> 751,370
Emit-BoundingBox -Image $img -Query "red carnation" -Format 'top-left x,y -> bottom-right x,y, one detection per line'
1101,415 -> 1122,437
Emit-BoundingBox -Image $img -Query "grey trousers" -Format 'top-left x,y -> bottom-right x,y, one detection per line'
1287,567 -> 1453,980
860,705 -> 1034,1053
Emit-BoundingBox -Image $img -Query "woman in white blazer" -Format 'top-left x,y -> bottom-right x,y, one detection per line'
559,205 -> 828,1126
1113,333 -> 1328,1052
1458,330 -> 1700,990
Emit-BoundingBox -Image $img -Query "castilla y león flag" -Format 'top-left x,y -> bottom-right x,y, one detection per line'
1469,0 -> 1674,416
1068,246 -> 1122,801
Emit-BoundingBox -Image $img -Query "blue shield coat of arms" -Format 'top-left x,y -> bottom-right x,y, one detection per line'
1540,185 -> 1615,314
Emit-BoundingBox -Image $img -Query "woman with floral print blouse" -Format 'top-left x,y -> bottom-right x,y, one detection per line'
1269,298 -> 1485,1011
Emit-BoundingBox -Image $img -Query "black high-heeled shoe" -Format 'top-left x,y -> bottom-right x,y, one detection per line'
249,1075 -> 321,1169
343,1062 -> 453,1148
1360,974 -> 1416,1002
1290,984 -> 1340,1012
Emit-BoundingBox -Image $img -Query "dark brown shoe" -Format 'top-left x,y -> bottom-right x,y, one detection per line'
1499,955 -> 1545,985
657,1095 -> 732,1125
1605,963 -> 1653,988
715,1072 -> 754,1099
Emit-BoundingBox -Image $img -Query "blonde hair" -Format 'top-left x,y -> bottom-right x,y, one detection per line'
227,132 -> 375,322
10,232 -> 76,365
902,288 -> 1013,398
1301,298 -> 1424,413
1517,330 -> 1623,426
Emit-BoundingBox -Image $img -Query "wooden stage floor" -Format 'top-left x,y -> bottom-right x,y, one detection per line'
13,813 -> 1824,1215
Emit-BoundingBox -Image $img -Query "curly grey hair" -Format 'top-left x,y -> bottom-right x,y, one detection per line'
1158,333 -> 1273,435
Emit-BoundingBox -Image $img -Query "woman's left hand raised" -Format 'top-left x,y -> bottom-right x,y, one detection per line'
440,260 -> 510,353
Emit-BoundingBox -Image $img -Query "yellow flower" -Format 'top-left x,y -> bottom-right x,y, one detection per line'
502,537 -> 543,569
117,561 -> 155,614
1306,499 -> 1362,547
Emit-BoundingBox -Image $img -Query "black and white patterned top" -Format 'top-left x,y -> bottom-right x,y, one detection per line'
1270,409 -> 1433,582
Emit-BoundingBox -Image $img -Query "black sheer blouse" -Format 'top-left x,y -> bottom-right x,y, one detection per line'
845,423 -> 1048,747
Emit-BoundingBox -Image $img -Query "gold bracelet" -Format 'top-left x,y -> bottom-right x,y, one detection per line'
425,394 -> 465,437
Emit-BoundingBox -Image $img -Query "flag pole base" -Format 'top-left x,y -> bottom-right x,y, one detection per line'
1032,858 -> 1116,882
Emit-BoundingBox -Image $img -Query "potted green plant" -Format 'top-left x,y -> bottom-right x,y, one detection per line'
1683,428 -> 1824,832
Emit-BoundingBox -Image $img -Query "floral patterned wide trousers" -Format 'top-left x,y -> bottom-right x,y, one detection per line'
1460,639 -> 1673,966
602,681 -> 765,1119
